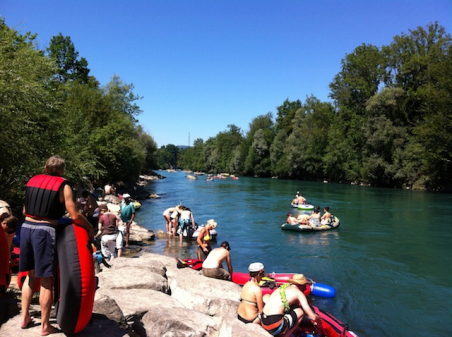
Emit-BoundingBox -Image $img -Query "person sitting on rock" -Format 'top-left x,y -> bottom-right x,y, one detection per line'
202,241 -> 233,281
237,262 -> 265,324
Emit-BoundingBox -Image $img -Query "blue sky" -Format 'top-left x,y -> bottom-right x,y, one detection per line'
2,1 -> 451,147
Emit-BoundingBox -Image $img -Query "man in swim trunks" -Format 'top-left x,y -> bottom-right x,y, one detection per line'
261,274 -> 324,336
202,241 -> 233,281
19,155 -> 94,336
119,193 -> 135,248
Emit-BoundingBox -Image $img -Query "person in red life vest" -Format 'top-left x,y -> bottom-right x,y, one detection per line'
19,155 -> 94,336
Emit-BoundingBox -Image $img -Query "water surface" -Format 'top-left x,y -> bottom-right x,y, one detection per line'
135,171 -> 452,337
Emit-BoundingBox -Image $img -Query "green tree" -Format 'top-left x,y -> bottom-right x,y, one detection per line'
47,33 -> 90,83
0,20 -> 60,210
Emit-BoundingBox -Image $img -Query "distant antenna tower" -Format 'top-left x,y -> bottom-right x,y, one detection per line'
188,132 -> 190,147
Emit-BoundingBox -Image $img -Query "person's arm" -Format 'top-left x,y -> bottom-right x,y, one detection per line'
64,185 -> 95,239
297,291 -> 324,334
128,211 -> 135,226
94,220 -> 102,239
226,252 -> 233,275
255,287 -> 264,314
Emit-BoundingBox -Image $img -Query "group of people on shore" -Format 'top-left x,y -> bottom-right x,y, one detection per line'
1,155 -> 139,335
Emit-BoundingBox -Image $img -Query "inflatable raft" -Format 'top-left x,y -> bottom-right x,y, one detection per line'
281,216 -> 341,232
176,259 -> 335,298
55,219 -> 96,334
300,305 -> 359,337
298,204 -> 315,211
233,271 -> 335,298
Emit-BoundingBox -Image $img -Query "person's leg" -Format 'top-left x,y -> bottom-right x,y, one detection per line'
283,308 -> 304,337
164,215 -> 170,233
116,232 -> 123,257
20,270 -> 36,328
172,219 -> 178,237
39,276 -> 59,336
107,238 -> 116,259
125,223 -> 130,247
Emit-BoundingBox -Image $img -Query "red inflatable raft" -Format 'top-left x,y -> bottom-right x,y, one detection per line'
55,220 -> 96,334
176,259 -> 335,298
299,305 -> 359,337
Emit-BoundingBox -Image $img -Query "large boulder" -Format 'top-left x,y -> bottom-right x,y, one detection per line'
138,307 -> 217,337
98,265 -> 169,293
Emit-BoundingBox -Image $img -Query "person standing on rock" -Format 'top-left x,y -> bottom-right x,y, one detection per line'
119,193 -> 135,248
20,155 -> 94,336
202,241 -> 233,281
95,204 -> 123,260
81,190 -> 99,228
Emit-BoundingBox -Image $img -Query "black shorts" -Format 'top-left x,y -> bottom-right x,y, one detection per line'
19,221 -> 56,278
261,310 -> 298,336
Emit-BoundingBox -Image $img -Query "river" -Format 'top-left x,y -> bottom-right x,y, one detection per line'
134,170 -> 452,337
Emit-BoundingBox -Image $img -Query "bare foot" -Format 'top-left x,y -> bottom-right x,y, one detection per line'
20,317 -> 34,329
41,325 -> 61,336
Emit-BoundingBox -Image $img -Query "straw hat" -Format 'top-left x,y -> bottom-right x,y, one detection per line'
207,219 -> 217,228
287,274 -> 308,285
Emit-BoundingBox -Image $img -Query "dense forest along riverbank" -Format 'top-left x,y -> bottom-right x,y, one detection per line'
135,170 -> 452,337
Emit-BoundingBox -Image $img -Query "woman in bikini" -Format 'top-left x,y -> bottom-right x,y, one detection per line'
237,262 -> 265,324
196,219 -> 217,259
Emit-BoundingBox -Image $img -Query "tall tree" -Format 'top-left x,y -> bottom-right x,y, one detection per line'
47,33 -> 90,83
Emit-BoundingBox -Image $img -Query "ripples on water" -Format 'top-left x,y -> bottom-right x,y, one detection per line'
135,171 -> 452,337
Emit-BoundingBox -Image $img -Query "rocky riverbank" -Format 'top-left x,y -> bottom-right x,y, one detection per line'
0,251 -> 270,337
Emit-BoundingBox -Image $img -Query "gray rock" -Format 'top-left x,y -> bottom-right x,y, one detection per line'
98,266 -> 169,293
1,252 -> 271,337
139,307 -> 217,337
95,289 -> 184,319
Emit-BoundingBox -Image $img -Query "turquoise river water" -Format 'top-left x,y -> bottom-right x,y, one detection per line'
134,170 -> 452,337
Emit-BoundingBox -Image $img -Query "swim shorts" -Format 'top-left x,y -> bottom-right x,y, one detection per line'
202,267 -> 231,281
19,221 -> 56,278
261,310 -> 298,336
